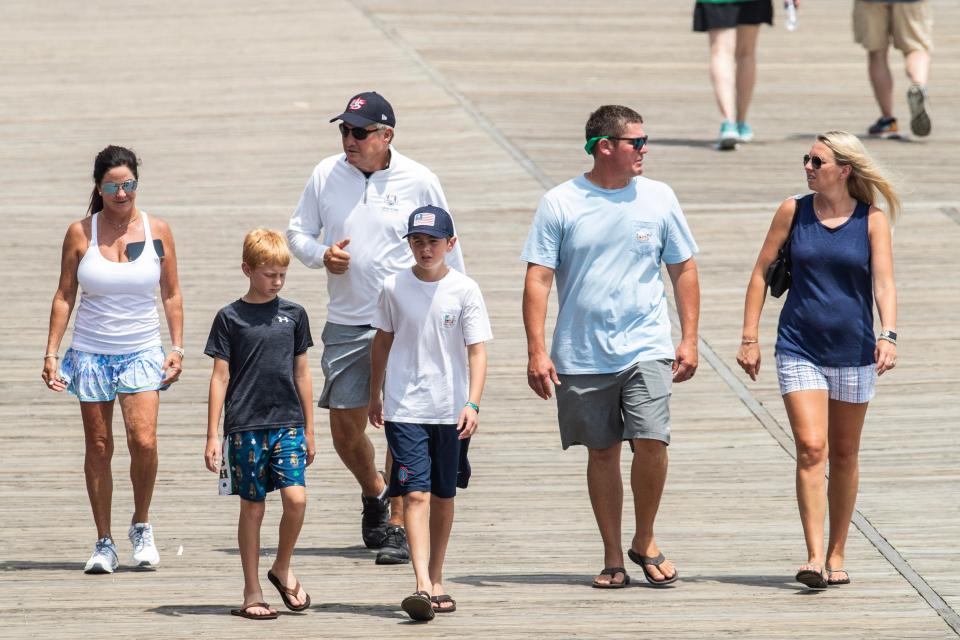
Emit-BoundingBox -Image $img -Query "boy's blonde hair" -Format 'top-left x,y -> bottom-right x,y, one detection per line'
242,228 -> 291,268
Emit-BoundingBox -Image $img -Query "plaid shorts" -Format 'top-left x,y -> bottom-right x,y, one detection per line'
775,354 -> 876,404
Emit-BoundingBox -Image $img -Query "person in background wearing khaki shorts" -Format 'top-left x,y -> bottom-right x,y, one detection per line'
853,0 -> 933,138
522,105 -> 700,590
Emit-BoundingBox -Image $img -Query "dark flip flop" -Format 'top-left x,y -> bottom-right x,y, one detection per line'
267,570 -> 311,611
628,550 -> 679,587
401,591 -> 435,621
230,602 -> 278,620
827,568 -> 851,586
795,567 -> 828,590
591,566 -> 630,589
430,594 -> 457,613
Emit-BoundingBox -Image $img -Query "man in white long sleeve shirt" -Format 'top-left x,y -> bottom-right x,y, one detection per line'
287,92 -> 464,565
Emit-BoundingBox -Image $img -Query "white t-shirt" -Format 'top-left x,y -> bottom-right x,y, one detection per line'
372,268 -> 493,424
287,146 -> 466,326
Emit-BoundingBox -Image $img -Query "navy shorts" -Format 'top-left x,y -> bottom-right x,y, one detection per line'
384,422 -> 471,499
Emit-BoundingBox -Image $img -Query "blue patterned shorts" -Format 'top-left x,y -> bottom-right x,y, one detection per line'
59,346 -> 167,402
776,354 -> 876,404
219,427 -> 307,502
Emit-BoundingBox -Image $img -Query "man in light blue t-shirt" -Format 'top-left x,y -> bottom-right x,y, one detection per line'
522,105 -> 700,589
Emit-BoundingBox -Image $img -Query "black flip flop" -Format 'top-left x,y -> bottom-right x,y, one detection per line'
628,550 -> 679,587
230,602 -> 278,620
401,591 -> 435,621
430,594 -> 457,613
826,567 -> 851,586
591,566 -> 630,589
267,570 -> 311,611
795,567 -> 828,590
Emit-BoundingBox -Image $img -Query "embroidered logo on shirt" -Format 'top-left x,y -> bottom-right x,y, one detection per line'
413,212 -> 436,227
276,315 -> 291,324
636,231 -> 651,242
442,312 -> 457,328
384,192 -> 399,208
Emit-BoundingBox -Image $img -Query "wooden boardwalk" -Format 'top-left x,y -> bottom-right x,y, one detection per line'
1,1 -> 958,637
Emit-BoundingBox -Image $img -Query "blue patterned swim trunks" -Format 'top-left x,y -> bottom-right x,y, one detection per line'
219,427 -> 307,502
59,346 -> 167,402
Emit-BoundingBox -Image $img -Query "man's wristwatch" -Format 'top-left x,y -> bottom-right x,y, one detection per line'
878,330 -> 897,345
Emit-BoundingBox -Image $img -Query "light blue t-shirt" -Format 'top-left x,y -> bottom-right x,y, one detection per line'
521,174 -> 698,375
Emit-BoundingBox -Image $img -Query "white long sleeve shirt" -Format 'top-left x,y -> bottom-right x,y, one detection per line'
287,146 -> 465,325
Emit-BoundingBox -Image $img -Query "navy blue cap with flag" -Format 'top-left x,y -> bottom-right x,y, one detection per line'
403,205 -> 455,239
329,91 -> 396,128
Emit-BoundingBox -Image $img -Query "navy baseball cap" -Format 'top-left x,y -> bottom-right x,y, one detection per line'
403,205 -> 455,239
329,91 -> 396,128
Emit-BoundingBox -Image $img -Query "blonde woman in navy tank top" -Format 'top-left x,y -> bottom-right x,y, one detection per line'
41,146 -> 184,575
736,131 -> 899,590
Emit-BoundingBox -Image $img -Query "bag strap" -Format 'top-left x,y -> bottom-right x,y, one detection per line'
782,195 -> 802,259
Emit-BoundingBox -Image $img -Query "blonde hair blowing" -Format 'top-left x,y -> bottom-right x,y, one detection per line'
242,228 -> 291,268
817,131 -> 901,223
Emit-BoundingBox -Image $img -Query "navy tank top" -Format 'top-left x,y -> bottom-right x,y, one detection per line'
776,194 -> 875,367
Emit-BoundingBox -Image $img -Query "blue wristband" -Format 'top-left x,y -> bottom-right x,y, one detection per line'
464,402 -> 479,413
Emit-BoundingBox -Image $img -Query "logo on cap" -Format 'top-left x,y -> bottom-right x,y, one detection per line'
349,98 -> 366,110
413,212 -> 436,227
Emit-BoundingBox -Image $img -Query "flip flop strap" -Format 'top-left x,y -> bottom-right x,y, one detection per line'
639,552 -> 665,566
431,595 -> 454,603
279,580 -> 302,596
600,567 -> 627,576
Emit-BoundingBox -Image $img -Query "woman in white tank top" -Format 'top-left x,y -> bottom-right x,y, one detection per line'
41,146 -> 184,575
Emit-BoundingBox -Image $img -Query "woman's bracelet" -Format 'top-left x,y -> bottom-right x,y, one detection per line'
43,353 -> 59,359
171,346 -> 185,358
464,402 -> 480,413
740,339 -> 759,345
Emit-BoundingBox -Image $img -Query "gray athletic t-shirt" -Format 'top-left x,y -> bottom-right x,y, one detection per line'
205,297 -> 313,434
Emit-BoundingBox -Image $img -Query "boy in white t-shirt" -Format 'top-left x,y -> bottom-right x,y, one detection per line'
368,205 -> 492,622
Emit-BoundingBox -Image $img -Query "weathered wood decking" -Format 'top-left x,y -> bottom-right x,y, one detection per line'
1,1 -> 958,637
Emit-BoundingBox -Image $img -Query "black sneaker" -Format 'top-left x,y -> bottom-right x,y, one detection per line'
361,493 -> 389,548
375,525 -> 410,565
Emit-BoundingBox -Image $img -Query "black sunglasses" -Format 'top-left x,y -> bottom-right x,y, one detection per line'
803,154 -> 829,170
339,122 -> 380,140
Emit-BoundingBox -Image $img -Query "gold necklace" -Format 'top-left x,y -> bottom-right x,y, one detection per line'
101,212 -> 135,232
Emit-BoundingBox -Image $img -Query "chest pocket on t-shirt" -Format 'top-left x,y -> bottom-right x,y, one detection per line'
631,222 -> 657,257
439,309 -> 459,330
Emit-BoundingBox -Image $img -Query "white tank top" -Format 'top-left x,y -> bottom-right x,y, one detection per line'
71,211 -> 163,354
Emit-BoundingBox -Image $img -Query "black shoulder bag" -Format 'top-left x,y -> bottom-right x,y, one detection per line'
764,197 -> 801,298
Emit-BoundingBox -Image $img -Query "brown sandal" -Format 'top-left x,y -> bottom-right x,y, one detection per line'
230,602 -> 278,620
267,571 -> 311,611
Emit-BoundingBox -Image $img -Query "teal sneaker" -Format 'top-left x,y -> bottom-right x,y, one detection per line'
717,121 -> 738,151
736,121 -> 754,143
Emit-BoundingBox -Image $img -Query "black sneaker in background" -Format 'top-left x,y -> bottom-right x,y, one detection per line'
867,116 -> 899,139
361,493 -> 389,548
375,525 -> 410,565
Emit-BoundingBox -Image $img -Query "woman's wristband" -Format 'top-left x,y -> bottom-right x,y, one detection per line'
171,346 -> 185,358
740,339 -> 758,345
464,402 -> 479,413
43,353 -> 59,359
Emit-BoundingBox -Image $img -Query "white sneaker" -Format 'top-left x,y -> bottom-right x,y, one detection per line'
84,536 -> 119,574
128,522 -> 160,568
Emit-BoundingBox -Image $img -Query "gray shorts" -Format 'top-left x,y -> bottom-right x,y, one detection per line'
318,322 -> 376,410
556,359 -> 673,450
